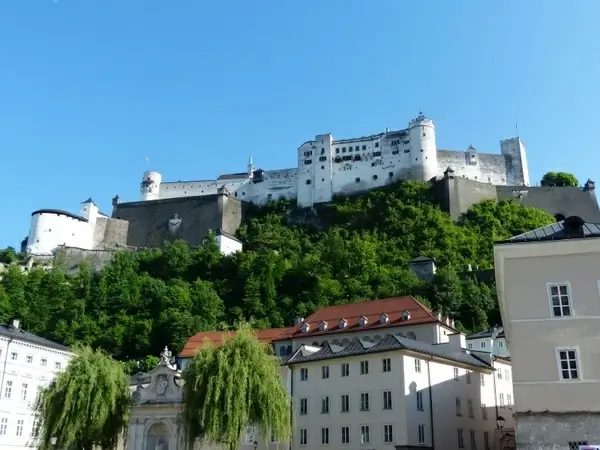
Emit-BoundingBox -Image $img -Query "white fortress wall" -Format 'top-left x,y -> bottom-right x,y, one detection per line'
437,150 -> 512,185
26,211 -> 93,255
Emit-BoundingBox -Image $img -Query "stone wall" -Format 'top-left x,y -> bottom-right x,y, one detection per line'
516,412 -> 600,450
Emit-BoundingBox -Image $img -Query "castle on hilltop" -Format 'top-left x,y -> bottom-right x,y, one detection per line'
139,112 -> 530,208
22,113 -> 600,266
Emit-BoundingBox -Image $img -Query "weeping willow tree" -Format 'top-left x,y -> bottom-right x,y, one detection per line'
34,345 -> 131,450
181,323 -> 291,450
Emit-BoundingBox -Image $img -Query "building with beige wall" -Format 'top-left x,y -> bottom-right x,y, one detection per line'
494,216 -> 600,450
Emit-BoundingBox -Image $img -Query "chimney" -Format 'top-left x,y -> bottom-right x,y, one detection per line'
584,179 -> 596,191
11,319 -> 20,330
448,332 -> 467,351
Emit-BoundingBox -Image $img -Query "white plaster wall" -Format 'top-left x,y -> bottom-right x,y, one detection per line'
467,337 -> 511,358
216,235 -> 243,256
26,213 -> 93,255
0,336 -> 72,450
141,171 -> 162,201
409,118 -> 438,181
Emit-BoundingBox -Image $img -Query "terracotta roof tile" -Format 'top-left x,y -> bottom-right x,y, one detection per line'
179,327 -> 294,358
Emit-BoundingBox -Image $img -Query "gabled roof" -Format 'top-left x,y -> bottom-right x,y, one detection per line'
281,296 -> 448,340
286,334 -> 492,369
217,172 -> 249,180
497,216 -> 600,244
0,324 -> 70,352
179,327 -> 295,358
215,228 -> 242,243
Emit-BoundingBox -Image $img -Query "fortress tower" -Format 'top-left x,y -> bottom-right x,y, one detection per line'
140,171 -> 162,201
408,112 -> 438,181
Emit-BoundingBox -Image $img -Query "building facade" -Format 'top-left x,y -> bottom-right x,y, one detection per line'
0,319 -> 71,449
166,296 -> 514,450
494,216 -> 600,450
467,327 -> 510,358
138,113 -> 529,209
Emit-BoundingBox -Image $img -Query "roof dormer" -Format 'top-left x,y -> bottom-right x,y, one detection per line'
338,318 -> 348,329
319,320 -> 328,331
401,310 -> 411,321
379,313 -> 389,324
358,315 -> 368,327
300,322 -> 310,333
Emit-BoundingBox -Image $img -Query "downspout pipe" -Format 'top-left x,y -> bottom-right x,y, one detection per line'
426,356 -> 435,449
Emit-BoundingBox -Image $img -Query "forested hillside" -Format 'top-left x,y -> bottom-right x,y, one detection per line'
0,181 -> 554,367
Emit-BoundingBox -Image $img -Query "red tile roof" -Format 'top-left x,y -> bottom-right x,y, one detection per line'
179,327 -> 295,358
179,296 -> 447,358
280,296 -> 441,340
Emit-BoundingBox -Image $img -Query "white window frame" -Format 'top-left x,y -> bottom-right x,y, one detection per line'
383,390 -> 393,410
547,282 -> 573,317
341,393 -> 350,412
341,426 -> 350,445
300,368 -> 308,381
299,428 -> 307,446
416,391 -> 424,411
320,427 -> 329,445
454,367 -> 459,381
383,424 -> 394,443
360,392 -> 369,411
414,358 -> 421,373
321,396 -> 329,414
299,397 -> 308,415
360,425 -> 370,444
360,360 -> 369,375
341,363 -> 349,377
382,358 -> 391,372
321,365 -> 329,379
555,346 -> 581,381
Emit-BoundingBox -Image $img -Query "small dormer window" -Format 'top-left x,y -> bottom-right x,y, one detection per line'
319,320 -> 328,331
358,315 -> 368,327
300,323 -> 310,333
338,318 -> 348,329
379,313 -> 389,324
401,311 -> 411,321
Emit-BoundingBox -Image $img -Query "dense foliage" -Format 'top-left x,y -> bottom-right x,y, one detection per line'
0,181 -> 554,365
34,345 -> 131,450
541,171 -> 579,187
182,324 -> 291,450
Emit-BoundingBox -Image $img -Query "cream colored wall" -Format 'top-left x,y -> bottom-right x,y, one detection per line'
495,237 -> 600,414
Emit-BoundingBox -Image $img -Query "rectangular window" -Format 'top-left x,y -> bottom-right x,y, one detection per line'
497,370 -> 503,379
481,404 -> 488,420
341,363 -> 349,377
16,419 -> 24,437
483,431 -> 490,450
383,391 -> 393,409
548,283 -> 572,317
21,383 -> 27,401
4,380 -> 12,399
270,429 -> 276,443
321,396 -> 330,414
508,394 -> 513,408
341,394 -> 350,412
470,429 -> 477,449
458,428 -> 465,449
299,428 -> 307,446
416,391 -> 424,411
480,341 -> 487,348
300,397 -> 308,415
361,425 -> 370,444
499,393 -> 505,407
382,358 -> 391,372
31,418 -> 39,437
418,425 -> 426,444
557,348 -> 580,380
322,365 -> 329,379
468,399 -> 474,418
321,427 -> 329,445
480,374 -> 485,386
454,367 -> 459,381
26,355 -> 33,364
341,426 -> 350,444
41,358 -> 47,367
384,424 -> 393,443
468,343 -> 473,349
456,397 -> 462,416
360,392 -> 369,411
10,352 -> 17,361
300,368 -> 308,381
505,369 -> 510,381
0,418 -> 7,435
360,360 -> 369,375
55,362 -> 62,370
415,358 -> 421,373
466,371 -> 471,384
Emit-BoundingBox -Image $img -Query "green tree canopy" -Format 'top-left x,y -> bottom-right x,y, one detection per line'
34,345 -> 131,450
541,171 -> 579,187
181,324 -> 291,450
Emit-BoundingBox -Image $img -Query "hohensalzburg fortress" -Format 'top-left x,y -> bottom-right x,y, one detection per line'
24,113 -> 531,258
140,112 -> 529,207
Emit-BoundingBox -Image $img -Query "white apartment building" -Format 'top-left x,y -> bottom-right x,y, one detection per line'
172,296 -> 514,450
466,327 -> 510,358
0,319 -> 71,449
286,333 -> 513,450
495,215 -> 600,450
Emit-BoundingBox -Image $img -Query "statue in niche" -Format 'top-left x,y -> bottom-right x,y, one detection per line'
156,373 -> 168,396
167,214 -> 182,237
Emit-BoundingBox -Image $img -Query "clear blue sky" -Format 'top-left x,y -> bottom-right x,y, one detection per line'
1,0 -> 598,249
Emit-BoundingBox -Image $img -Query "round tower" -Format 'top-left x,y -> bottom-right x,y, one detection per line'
408,112 -> 438,181
140,171 -> 162,201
